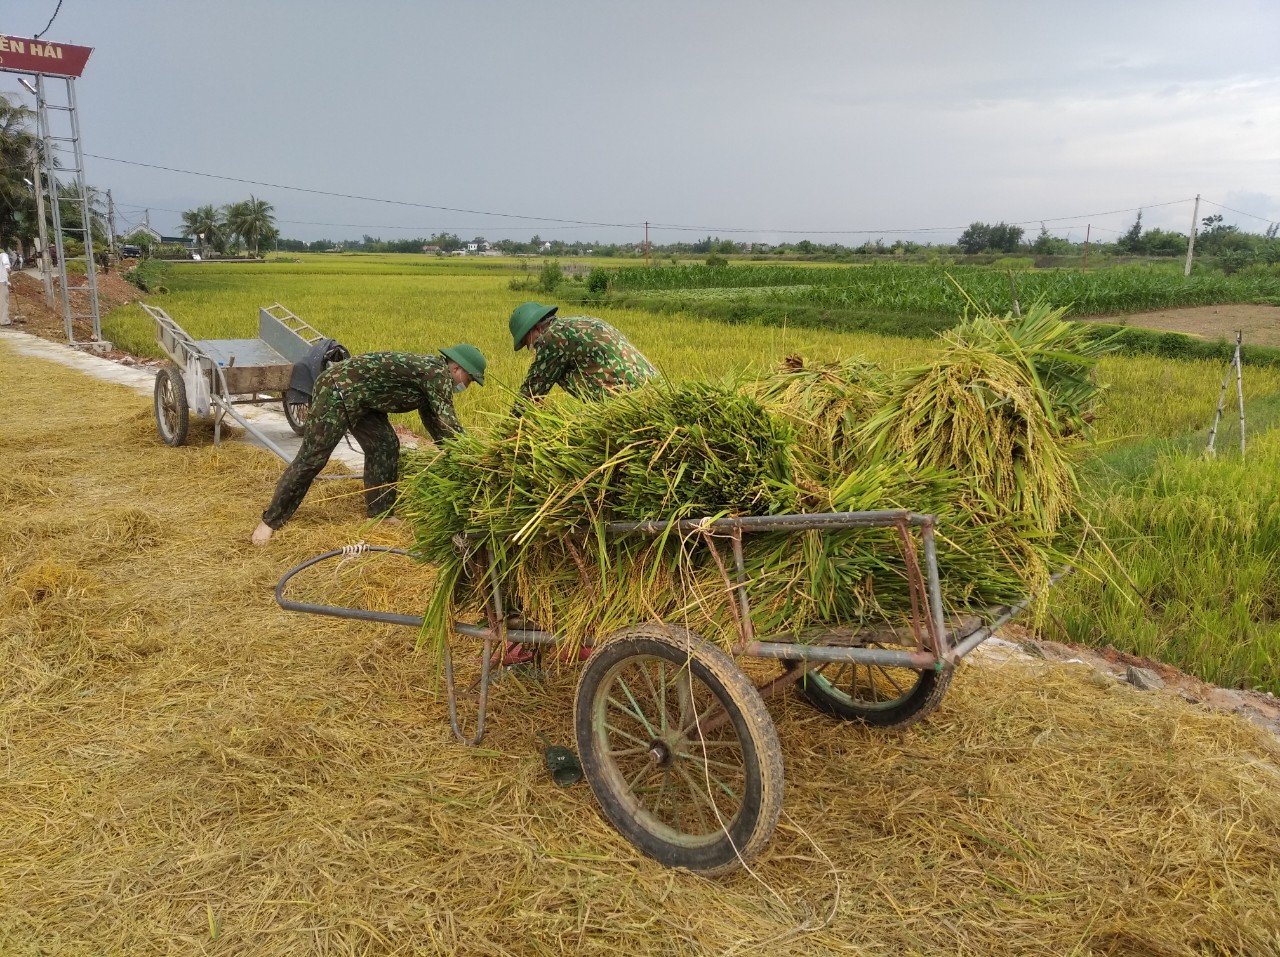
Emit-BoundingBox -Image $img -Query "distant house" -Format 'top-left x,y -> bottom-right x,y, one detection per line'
160,235 -> 196,248
465,241 -> 492,254
422,244 -> 442,254
123,224 -> 162,243
450,249 -> 467,256
540,241 -> 552,252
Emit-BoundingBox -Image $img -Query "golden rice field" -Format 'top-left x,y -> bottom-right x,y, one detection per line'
92,255 -> 1280,693
104,255 -> 1280,444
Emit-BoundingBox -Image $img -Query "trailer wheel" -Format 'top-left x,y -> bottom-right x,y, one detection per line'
154,363 -> 190,447
786,644 -> 953,729
575,624 -> 783,875
282,396 -> 310,435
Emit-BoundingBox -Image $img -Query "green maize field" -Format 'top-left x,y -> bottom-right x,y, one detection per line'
601,260 -> 1280,317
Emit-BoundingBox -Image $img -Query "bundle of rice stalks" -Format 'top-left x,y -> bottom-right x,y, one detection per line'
400,381 -> 799,648
944,301 -> 1111,437
858,305 -> 1105,536
750,355 -> 887,482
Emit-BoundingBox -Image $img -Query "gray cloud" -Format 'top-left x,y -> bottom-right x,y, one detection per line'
3,0 -> 1276,243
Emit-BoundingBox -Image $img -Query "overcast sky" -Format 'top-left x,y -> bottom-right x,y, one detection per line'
3,0 -> 1277,245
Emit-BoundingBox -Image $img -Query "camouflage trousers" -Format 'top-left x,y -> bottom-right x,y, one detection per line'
261,387 -> 401,529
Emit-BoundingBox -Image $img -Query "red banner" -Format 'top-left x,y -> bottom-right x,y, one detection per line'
0,34 -> 93,78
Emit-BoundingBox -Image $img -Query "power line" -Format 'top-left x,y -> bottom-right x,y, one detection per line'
80,152 -> 644,229
111,203 -> 591,233
33,0 -> 64,40
645,199 -> 1193,234
75,148 -> 1201,238
1201,198 -> 1277,224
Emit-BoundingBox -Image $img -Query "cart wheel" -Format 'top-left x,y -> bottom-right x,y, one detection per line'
154,363 -> 189,447
282,395 -> 311,435
574,624 -> 784,875
786,642 -> 953,729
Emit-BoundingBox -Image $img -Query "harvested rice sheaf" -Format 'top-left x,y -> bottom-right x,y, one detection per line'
401,308 -> 1102,650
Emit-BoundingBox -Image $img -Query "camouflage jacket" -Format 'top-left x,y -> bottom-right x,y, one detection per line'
517,316 -> 657,407
317,352 -> 462,442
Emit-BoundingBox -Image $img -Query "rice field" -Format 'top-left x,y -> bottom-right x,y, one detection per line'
1052,429 -> 1280,693
105,256 -> 1280,435
98,255 -> 1280,690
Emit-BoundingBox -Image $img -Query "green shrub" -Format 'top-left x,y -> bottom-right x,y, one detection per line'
537,259 -> 563,293
586,268 -> 610,294
125,258 -> 172,294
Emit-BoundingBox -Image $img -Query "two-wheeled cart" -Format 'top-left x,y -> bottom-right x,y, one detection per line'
146,302 -> 330,454
275,510 -> 1059,875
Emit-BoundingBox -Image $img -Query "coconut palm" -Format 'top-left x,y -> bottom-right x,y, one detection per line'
180,204 -> 225,256
224,195 -> 276,258
0,94 -> 39,247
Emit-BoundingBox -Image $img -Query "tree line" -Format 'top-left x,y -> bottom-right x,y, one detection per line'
167,198 -> 278,258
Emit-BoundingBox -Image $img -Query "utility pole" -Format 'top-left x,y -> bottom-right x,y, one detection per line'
644,221 -> 650,267
1184,193 -> 1201,278
1083,224 -> 1091,270
30,149 -> 54,307
106,189 -> 117,256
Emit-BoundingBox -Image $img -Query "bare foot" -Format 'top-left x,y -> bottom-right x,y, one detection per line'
251,521 -> 275,546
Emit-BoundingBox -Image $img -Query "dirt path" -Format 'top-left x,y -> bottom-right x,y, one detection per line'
1090,303 -> 1280,346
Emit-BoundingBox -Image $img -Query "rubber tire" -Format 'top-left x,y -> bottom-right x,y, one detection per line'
786,656 -> 953,729
574,624 -> 784,875
154,363 -> 190,447
282,395 -> 311,435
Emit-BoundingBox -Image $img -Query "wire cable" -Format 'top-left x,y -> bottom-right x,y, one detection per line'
80,152 -> 644,229
1201,198 -> 1277,225
34,0 -> 64,40
75,148 -> 1197,239
645,198 -> 1194,234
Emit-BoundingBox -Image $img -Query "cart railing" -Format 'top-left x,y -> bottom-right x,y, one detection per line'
276,510 -> 1058,671
259,303 -> 326,365
274,513 -> 1065,746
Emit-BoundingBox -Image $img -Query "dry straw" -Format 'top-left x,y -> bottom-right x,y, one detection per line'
3,341 -> 1280,956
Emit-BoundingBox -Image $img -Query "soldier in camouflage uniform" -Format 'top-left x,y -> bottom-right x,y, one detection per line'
508,301 -> 657,413
251,346 -> 487,545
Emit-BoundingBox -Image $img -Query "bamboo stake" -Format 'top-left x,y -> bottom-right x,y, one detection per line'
1206,364 -> 1231,457
1234,331 -> 1245,457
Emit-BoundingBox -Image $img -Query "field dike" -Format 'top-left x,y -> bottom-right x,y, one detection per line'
3,340 -> 1280,956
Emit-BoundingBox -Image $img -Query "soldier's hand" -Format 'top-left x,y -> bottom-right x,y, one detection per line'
251,521 -> 275,546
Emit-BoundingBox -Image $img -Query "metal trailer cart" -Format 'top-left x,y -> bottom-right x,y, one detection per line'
146,302 -> 330,454
275,510 -> 1060,875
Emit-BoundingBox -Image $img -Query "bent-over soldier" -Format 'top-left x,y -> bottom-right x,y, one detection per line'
507,301 -> 656,413
251,346 -> 486,545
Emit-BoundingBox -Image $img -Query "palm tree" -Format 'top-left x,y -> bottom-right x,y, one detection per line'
180,204 -> 225,257
224,195 -> 276,258
0,94 -> 39,248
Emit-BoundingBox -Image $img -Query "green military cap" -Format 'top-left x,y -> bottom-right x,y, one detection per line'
509,301 -> 558,352
440,343 -> 487,386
